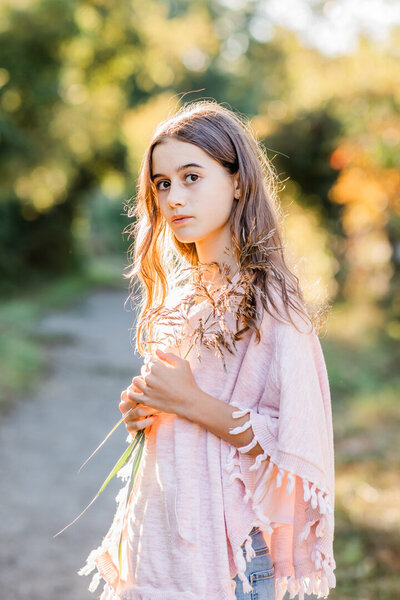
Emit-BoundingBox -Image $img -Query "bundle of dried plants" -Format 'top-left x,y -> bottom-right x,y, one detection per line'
142,224 -> 284,371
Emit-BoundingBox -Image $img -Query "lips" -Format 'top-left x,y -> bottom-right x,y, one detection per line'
171,215 -> 192,223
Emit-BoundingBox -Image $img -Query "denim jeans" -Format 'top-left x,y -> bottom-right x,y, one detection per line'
232,526 -> 275,600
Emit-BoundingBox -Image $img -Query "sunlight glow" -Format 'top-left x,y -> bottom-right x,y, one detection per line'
255,0 -> 400,56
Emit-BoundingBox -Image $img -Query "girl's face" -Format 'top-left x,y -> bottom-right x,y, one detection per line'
151,138 -> 239,259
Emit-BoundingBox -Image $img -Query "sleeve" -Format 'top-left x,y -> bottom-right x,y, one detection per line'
225,313 -> 336,600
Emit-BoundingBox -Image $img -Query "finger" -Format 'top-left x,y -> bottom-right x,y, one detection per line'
132,405 -> 161,417
130,377 -> 146,393
127,378 -> 144,393
123,405 -> 156,420
121,389 -> 133,403
155,347 -> 179,366
119,400 -> 138,416
136,406 -> 159,418
119,391 -> 161,415
121,387 -> 140,404
120,389 -> 140,408
126,415 -> 157,433
127,389 -> 145,404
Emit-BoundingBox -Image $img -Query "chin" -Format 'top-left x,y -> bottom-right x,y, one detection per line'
174,233 -> 198,244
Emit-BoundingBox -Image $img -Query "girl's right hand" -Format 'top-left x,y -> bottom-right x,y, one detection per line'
119,380 -> 161,435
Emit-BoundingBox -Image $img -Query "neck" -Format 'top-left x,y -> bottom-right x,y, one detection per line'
195,233 -> 239,290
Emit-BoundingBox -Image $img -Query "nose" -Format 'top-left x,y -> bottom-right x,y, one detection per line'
167,180 -> 187,208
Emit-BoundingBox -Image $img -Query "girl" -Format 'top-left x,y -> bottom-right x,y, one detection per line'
79,100 -> 336,600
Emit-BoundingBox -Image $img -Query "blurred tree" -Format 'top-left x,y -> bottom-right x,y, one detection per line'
0,0 -> 219,295
0,0 -> 399,329
247,27 -> 400,326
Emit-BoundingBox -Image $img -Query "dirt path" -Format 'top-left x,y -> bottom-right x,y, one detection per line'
0,289 -> 142,600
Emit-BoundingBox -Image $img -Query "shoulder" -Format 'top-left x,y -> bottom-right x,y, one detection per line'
256,280 -> 315,345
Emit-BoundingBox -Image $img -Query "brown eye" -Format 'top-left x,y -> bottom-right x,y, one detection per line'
186,173 -> 199,183
156,180 -> 169,191
156,174 -> 198,191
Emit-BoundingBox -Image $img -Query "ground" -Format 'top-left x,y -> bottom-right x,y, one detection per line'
0,290 -> 140,600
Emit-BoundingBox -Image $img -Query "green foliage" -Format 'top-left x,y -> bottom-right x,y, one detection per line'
265,105 -> 343,223
0,198 -> 81,296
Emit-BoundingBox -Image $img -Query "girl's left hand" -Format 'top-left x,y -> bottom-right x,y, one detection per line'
127,348 -> 198,418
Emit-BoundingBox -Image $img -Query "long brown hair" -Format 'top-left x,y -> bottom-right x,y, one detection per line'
123,100 -> 329,356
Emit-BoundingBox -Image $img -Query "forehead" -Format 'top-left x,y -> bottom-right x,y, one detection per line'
151,138 -> 214,172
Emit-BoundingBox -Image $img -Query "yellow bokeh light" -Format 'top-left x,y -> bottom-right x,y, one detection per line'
63,83 -> 89,105
61,38 -> 95,69
122,92 -> 176,173
1,89 -> 21,112
249,114 -> 276,139
14,165 -> 68,209
91,84 -> 126,115
31,187 -> 54,212
0,68 -> 10,88
68,130 -> 92,158
281,199 -> 339,305
386,320 -> 400,340
346,230 -> 392,268
74,4 -> 101,32
101,171 -> 125,199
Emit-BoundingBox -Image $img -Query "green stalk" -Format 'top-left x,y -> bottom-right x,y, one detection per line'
117,431 -> 146,572
78,403 -> 139,473
54,432 -> 142,538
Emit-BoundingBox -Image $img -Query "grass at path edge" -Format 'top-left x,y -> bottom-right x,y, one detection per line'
0,256 -> 128,418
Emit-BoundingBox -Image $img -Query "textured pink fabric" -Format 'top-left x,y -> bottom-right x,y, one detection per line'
79,280 -> 336,600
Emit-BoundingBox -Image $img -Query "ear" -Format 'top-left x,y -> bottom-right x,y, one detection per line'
233,172 -> 240,200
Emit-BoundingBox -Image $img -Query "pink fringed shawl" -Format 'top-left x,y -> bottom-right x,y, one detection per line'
79,281 -> 336,600
224,293 -> 336,599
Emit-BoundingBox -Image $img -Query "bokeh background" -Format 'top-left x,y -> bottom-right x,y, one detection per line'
0,1 -> 399,599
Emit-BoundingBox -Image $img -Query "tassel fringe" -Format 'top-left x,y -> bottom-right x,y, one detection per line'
234,534 -> 258,594
100,584 -> 121,600
78,446 -> 140,598
226,404 -> 336,599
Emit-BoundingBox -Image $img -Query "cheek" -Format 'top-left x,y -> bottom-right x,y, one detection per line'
198,191 -> 234,225
157,196 -> 168,217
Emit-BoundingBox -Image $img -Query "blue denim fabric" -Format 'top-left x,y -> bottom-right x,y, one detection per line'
233,527 -> 275,600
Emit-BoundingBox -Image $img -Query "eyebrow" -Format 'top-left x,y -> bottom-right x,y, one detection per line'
151,162 -> 205,182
